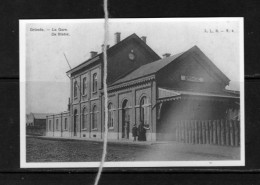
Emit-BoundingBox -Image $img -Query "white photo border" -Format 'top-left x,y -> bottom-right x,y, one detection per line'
20,18 -> 245,168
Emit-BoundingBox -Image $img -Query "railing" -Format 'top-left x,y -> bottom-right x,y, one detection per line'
175,120 -> 240,147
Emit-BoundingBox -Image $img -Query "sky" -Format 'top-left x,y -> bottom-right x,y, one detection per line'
24,18 -> 243,114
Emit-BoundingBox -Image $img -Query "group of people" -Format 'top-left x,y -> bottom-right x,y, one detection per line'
131,122 -> 150,141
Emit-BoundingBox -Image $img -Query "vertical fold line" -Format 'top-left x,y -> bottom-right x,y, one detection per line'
94,0 -> 109,185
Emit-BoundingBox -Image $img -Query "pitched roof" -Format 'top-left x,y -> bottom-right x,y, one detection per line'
32,113 -> 51,119
110,45 -> 231,87
66,33 -> 160,75
110,51 -> 185,86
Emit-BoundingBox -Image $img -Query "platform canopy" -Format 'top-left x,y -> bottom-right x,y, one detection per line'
157,88 -> 239,103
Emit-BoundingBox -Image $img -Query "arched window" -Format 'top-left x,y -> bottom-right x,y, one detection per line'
64,118 -> 67,130
82,107 -> 87,129
92,73 -> 97,93
140,96 -> 149,124
108,103 -> 114,128
83,77 -> 87,95
56,119 -> 59,130
74,81 -> 78,98
92,105 -> 98,129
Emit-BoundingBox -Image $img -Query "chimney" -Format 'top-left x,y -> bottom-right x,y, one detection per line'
90,51 -> 98,58
141,36 -> 147,44
162,53 -> 171,58
101,44 -> 110,52
115,32 -> 121,44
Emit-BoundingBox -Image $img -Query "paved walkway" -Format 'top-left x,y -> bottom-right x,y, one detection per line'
31,135 -> 240,160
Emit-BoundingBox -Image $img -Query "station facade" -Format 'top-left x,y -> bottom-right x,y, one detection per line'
46,33 -> 240,145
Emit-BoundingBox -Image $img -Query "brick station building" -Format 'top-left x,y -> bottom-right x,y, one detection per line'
46,33 -> 240,146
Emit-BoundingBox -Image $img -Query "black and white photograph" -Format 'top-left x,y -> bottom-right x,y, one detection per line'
20,18 -> 244,168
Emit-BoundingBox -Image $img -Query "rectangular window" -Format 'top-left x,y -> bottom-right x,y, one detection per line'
56,119 -> 59,130
82,114 -> 87,129
108,110 -> 114,128
83,77 -> 87,95
86,114 -> 89,129
92,105 -> 98,130
92,73 -> 97,93
74,81 -> 78,98
64,118 -> 67,130
49,120 -> 52,131
94,114 -> 97,129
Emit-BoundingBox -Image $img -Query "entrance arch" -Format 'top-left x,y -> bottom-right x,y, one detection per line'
122,99 -> 130,139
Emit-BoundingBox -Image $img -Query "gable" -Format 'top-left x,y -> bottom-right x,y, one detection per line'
157,46 -> 230,93
107,35 -> 161,84
190,46 -> 230,84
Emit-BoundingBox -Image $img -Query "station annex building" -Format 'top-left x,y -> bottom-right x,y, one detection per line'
46,33 -> 240,146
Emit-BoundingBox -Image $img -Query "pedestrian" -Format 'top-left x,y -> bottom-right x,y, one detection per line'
143,123 -> 150,141
137,121 -> 150,141
138,122 -> 146,141
132,123 -> 138,141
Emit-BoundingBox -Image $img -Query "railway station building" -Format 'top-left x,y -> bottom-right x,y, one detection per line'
46,33 -> 240,146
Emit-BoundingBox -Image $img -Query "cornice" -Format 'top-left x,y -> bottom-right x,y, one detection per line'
108,75 -> 155,93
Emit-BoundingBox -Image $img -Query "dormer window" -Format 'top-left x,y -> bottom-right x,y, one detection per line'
92,73 -> 97,93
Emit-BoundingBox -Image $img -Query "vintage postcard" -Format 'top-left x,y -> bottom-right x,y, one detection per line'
20,18 -> 244,168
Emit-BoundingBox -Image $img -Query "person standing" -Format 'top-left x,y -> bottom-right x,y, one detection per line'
132,123 -> 138,141
138,122 -> 145,141
137,122 -> 150,141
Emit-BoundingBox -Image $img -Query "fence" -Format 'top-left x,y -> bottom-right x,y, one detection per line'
26,126 -> 46,136
175,120 -> 240,147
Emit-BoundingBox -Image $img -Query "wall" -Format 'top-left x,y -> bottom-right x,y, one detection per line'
107,39 -> 160,84
70,64 -> 102,139
104,80 -> 157,141
157,53 -> 227,93
46,112 -> 70,137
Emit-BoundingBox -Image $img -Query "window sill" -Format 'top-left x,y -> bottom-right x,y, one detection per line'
82,94 -> 87,97
81,128 -> 87,131
91,128 -> 98,131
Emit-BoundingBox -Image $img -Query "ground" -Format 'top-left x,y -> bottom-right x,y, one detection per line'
26,136 -> 240,162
